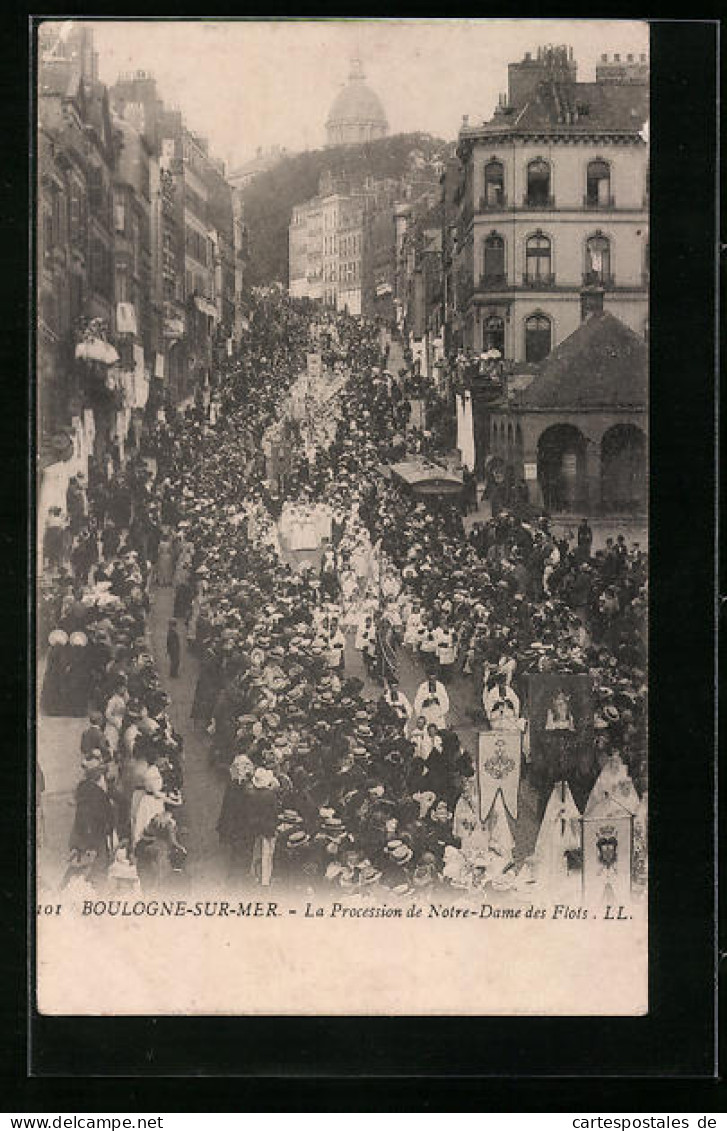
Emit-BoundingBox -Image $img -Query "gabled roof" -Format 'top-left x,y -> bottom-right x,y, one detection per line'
514,312 -> 647,411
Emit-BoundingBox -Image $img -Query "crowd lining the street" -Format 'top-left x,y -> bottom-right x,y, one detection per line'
40,290 -> 648,902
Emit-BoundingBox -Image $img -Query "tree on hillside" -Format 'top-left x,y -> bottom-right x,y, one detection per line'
241,132 -> 450,286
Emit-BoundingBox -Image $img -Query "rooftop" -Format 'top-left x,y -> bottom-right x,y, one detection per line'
514,312 -> 647,411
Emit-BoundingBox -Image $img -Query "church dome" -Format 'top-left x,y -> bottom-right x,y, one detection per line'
325,56 -> 388,147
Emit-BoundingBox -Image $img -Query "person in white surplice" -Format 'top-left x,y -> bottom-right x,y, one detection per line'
413,676 -> 450,729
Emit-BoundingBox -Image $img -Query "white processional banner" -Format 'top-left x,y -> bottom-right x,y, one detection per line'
456,392 -> 476,471
478,731 -> 522,822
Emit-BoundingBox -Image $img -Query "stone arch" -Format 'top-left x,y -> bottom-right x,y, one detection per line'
601,423 -> 647,514
537,423 -> 588,513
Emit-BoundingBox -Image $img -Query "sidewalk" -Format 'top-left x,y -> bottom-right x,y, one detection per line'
37,697 -> 86,894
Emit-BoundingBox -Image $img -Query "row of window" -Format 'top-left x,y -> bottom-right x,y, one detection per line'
481,157 -> 642,210
482,313 -> 551,364
481,304 -> 647,364
184,185 -> 207,224
339,261 -> 359,283
185,270 -> 213,302
185,225 -> 211,267
479,230 -> 647,288
42,182 -> 88,259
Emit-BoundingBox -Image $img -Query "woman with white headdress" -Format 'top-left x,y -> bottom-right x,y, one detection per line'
40,629 -> 71,716
130,764 -> 167,848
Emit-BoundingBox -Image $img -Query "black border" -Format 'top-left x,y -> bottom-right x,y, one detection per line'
3,9 -> 720,1103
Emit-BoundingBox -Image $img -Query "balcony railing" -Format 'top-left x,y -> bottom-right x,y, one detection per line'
477,273 -> 508,290
583,193 -> 616,209
478,194 -> 508,211
522,194 -> 555,209
522,272 -> 556,289
582,271 -> 615,288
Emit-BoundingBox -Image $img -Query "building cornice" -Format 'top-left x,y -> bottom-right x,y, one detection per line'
458,130 -> 646,156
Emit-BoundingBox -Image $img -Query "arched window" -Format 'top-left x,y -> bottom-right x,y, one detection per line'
585,233 -> 611,285
525,313 -> 552,363
483,233 -> 505,283
484,159 -> 505,207
526,158 -> 551,207
525,233 -> 552,285
483,315 -> 505,354
586,159 -> 612,207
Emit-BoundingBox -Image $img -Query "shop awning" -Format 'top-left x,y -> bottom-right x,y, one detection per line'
75,338 -> 119,365
163,317 -> 186,338
390,459 -> 464,497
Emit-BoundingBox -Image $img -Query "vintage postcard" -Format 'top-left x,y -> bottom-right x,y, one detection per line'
35,17 -> 648,1015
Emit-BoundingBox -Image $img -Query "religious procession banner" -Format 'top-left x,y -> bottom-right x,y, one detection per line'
526,673 -> 594,803
581,794 -> 633,906
477,731 -> 521,822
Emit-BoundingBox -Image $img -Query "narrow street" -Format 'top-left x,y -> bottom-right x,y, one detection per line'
147,584 -> 227,884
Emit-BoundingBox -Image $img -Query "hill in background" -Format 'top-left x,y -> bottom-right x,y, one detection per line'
240,132 -> 450,286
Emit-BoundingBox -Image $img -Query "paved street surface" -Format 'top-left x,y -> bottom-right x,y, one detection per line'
37,708 -> 85,893
147,584 -> 227,885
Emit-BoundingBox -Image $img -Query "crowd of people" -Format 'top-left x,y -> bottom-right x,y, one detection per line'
39,289 -> 648,903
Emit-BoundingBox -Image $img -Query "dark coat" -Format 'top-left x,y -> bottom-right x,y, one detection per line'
69,778 -> 115,860
217,782 -> 254,845
166,627 -> 181,662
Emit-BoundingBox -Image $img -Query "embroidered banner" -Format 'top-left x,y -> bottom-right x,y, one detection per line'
527,673 -> 594,804
477,731 -> 521,821
581,796 -> 633,906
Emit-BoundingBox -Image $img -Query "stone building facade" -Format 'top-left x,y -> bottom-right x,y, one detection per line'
451,44 -> 649,361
